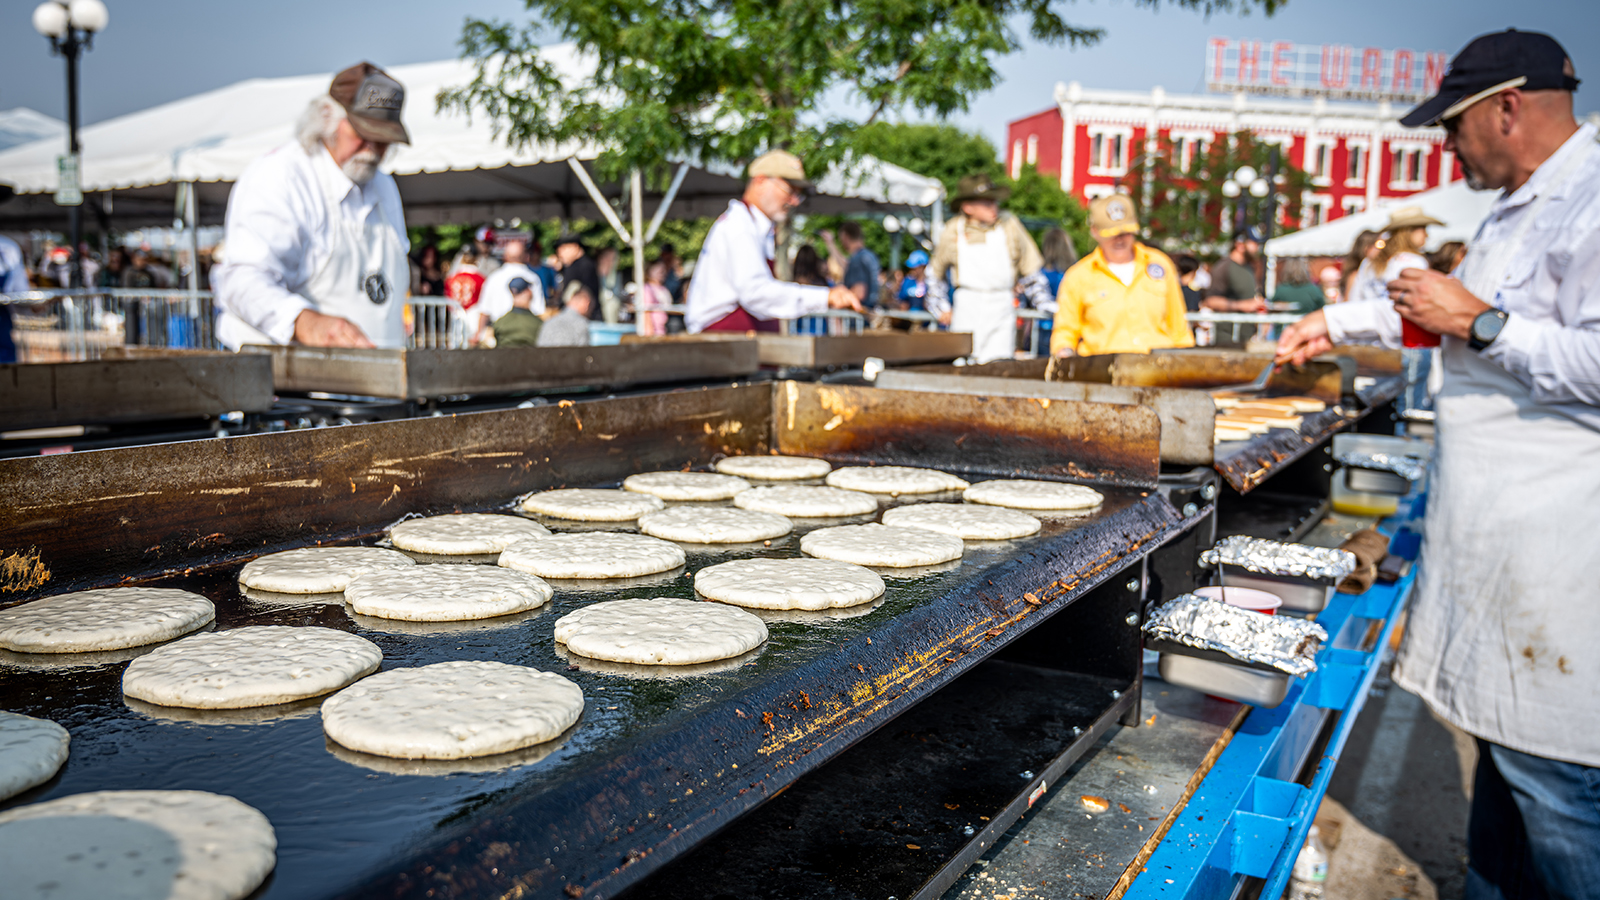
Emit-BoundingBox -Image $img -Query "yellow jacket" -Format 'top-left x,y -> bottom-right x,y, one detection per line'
1050,244 -> 1195,357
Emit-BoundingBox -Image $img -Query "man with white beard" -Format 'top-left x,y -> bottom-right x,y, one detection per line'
214,63 -> 411,348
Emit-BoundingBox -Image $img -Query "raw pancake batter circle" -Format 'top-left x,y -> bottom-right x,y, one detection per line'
714,455 -> 832,480
498,532 -> 686,579
733,485 -> 878,518
622,471 -> 752,501
345,566 -> 553,621
322,660 -> 583,760
694,557 -> 885,610
0,587 -> 215,654
636,507 -> 793,544
800,524 -> 965,568
553,597 -> 767,665
0,711 -> 69,801
122,626 -> 382,709
0,790 -> 277,900
237,546 -> 414,594
388,513 -> 550,555
824,466 -> 970,495
964,479 -> 1104,511
521,488 -> 664,521
880,503 -> 1042,540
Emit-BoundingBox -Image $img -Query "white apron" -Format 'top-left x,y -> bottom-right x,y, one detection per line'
219,167 -> 408,349
1393,135 -> 1600,766
951,220 -> 1016,363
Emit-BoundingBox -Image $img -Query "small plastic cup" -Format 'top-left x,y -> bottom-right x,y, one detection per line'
1401,317 -> 1441,348
1195,585 -> 1282,615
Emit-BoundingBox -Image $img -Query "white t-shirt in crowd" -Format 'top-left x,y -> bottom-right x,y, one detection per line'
478,262 -> 543,321
1348,252 -> 1429,304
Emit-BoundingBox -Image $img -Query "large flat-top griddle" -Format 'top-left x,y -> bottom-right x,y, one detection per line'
622,330 -> 972,369
0,382 -> 1190,900
0,350 -> 274,430
252,339 -> 760,400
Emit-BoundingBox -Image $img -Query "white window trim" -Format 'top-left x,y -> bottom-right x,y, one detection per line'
1306,140 -> 1333,187
1302,192 -> 1333,227
1341,196 -> 1366,216
1087,125 -> 1134,177
1344,140 -> 1369,189
1026,134 -> 1039,166
1082,184 -> 1118,201
1010,140 -> 1024,179
1168,130 -> 1214,171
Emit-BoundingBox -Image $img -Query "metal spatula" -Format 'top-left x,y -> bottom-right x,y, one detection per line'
1209,359 -> 1280,395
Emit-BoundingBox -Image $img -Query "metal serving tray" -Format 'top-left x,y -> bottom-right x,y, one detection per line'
0,351 -> 274,430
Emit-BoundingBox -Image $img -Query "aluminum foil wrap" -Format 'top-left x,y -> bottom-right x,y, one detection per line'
1200,535 -> 1357,582
1144,594 -> 1328,676
1335,450 -> 1428,483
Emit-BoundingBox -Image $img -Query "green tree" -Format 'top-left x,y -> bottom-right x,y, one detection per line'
1125,131 -> 1309,254
442,0 -> 1285,184
849,121 -> 1006,199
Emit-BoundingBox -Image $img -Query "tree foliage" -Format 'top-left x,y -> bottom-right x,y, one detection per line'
442,0 -> 1286,182
1125,131 -> 1310,254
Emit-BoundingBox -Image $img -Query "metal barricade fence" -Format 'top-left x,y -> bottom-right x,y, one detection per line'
1,289 -> 220,362
405,298 -> 470,349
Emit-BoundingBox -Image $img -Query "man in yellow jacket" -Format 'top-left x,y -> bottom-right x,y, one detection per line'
1051,193 -> 1195,357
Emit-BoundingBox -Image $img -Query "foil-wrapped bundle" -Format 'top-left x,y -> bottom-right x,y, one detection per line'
1334,450 -> 1428,483
1144,594 -> 1327,676
1199,535 -> 1357,581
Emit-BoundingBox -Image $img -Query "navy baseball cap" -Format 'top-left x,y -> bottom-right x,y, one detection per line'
1235,225 -> 1265,244
1401,29 -> 1579,127
508,277 -> 532,295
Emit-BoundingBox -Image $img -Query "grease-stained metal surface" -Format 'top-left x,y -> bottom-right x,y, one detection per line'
1130,350 -> 1349,403
0,353 -> 274,430
0,386 -> 770,599
0,380 -> 1183,900
777,381 -> 1162,488
875,370 -> 1217,467
755,332 -> 972,368
256,341 -> 760,399
1212,376 -> 1404,494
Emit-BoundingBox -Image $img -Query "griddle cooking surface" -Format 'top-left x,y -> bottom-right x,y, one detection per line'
0,486 -> 1166,900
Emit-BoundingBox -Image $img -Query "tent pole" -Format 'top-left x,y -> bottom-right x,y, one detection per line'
630,168 -> 645,333
564,158 -> 630,241
644,163 -> 690,244
183,181 -> 200,292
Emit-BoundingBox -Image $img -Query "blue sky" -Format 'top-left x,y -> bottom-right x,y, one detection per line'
3,0 -> 1597,156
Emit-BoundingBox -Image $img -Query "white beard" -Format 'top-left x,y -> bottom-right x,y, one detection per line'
341,149 -> 381,185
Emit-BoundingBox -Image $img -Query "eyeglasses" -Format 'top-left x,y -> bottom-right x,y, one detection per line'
767,176 -> 808,206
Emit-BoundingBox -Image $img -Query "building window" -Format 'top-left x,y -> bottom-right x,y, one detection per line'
1341,196 -> 1366,216
1307,142 -> 1331,185
1010,140 -> 1023,178
1087,126 -> 1132,176
1169,132 -> 1212,172
1026,135 -> 1039,166
1390,145 -> 1428,189
1082,184 -> 1118,201
1302,194 -> 1332,227
1345,142 -> 1368,187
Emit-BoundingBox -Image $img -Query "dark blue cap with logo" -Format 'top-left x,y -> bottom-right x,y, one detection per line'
1400,29 -> 1579,127
508,277 -> 532,295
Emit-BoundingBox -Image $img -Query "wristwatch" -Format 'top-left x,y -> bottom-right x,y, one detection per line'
1468,308 -> 1510,351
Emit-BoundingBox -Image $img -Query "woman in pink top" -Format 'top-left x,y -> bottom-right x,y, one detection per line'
636,257 -> 672,336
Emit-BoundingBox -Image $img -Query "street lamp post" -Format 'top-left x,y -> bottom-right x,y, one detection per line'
33,0 -> 109,290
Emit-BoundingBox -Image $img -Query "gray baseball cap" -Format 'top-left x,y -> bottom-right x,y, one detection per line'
330,62 -> 410,145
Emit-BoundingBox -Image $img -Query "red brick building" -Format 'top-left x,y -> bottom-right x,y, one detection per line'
1007,81 -> 1463,228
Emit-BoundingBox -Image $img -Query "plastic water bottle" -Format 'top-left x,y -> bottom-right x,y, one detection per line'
1287,824 -> 1329,900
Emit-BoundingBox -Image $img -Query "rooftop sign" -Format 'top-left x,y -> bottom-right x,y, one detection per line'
1206,38 -> 1449,102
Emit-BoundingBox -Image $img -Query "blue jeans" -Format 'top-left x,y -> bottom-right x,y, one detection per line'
1467,739 -> 1600,900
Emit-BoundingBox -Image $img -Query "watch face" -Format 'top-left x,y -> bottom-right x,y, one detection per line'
1474,310 -> 1507,344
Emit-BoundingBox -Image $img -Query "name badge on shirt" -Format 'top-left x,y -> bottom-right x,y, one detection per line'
364,273 -> 390,305
1146,262 -> 1165,280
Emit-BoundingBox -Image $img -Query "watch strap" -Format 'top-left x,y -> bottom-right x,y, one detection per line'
1469,309 -> 1509,352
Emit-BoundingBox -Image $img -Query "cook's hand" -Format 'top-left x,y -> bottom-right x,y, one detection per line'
1276,309 -> 1332,366
826,285 -> 862,312
293,309 -> 374,348
937,310 -> 953,327
1389,267 -> 1490,340
1054,346 -> 1076,358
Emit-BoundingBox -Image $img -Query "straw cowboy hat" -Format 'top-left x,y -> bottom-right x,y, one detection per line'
952,173 -> 1011,205
1382,206 -> 1445,232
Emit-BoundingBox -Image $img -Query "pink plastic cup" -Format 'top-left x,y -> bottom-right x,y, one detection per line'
1195,585 -> 1282,616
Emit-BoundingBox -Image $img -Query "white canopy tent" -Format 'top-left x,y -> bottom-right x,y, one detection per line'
0,51 -> 945,262
1264,180 -> 1498,259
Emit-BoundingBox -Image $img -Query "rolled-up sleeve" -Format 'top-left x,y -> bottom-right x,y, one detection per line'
213,156 -> 317,344
1323,299 -> 1403,349
1480,235 -> 1600,406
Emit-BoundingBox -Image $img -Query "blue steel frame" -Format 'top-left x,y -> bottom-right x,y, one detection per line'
1129,493 -> 1425,899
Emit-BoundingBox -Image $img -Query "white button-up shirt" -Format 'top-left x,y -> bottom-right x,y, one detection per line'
1331,123 -> 1600,766
212,140 -> 408,344
685,200 -> 828,333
